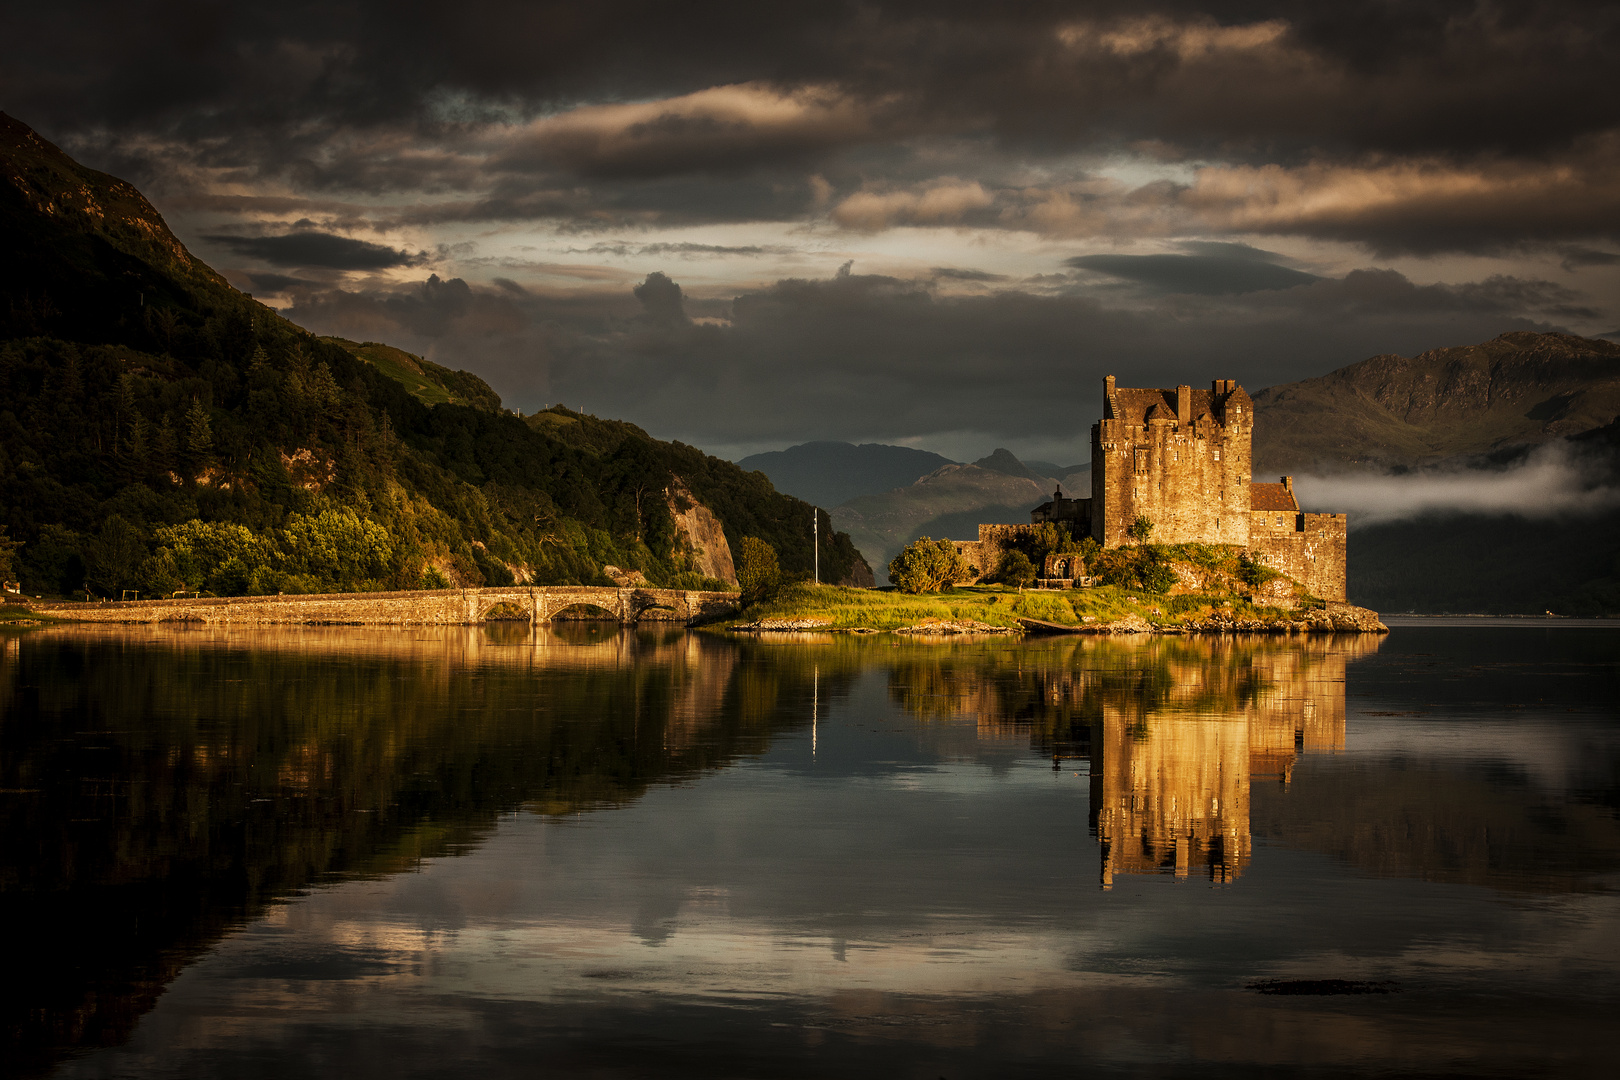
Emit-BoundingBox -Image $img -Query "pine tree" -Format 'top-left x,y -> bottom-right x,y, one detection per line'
185,396 -> 214,463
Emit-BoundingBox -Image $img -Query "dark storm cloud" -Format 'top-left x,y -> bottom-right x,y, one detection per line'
6,2 -> 1618,254
632,272 -> 690,327
246,271 -> 320,294
283,265 -> 1574,454
1066,253 -> 1318,294
206,231 -> 427,270
931,268 -> 1010,282
1560,247 -> 1620,271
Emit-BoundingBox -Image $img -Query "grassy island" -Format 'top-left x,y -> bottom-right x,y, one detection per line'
721,543 -> 1386,634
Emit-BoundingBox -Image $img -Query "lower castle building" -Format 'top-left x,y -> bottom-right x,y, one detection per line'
955,376 -> 1348,602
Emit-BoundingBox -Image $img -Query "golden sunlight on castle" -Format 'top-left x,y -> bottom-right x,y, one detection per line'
956,376 -> 1349,602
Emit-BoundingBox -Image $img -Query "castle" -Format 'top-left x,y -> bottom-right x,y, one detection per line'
954,376 -> 1348,602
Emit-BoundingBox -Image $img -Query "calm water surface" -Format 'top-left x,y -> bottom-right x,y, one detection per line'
2,623 -> 1617,1078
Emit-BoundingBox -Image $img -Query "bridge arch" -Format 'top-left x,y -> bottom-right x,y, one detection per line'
480,600 -> 532,622
542,598 -> 624,623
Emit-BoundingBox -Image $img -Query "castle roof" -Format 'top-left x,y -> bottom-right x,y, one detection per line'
1250,483 -> 1299,511
1106,386 -> 1217,424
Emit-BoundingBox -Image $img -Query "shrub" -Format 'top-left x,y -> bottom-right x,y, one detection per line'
1092,544 -> 1177,594
1127,515 -> 1154,542
738,536 -> 782,604
994,549 -> 1037,589
888,537 -> 967,594
1238,550 -> 1283,588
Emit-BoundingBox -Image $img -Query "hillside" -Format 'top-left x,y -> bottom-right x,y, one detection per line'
0,112 -> 869,598
1252,331 -> 1620,473
738,441 -> 957,508
831,452 -> 1086,574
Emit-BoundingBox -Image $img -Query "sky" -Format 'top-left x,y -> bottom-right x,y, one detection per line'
5,1 -> 1619,463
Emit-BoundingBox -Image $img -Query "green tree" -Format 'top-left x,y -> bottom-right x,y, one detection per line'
150,520 -> 276,595
84,515 -> 146,596
0,526 -> 20,585
281,509 -> 394,590
185,397 -> 214,466
1127,515 -> 1154,542
888,536 -> 966,594
737,536 -> 782,605
994,549 -> 1037,589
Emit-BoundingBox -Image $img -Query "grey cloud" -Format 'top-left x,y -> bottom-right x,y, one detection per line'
1561,247 -> 1620,271
1066,253 -> 1318,294
281,265 -> 1568,455
566,241 -> 798,258
246,271 -> 320,293
632,271 -> 690,327
1297,442 -> 1620,525
931,267 -> 1010,282
206,231 -> 427,270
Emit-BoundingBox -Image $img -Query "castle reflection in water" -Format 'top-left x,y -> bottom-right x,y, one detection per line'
891,634 -> 1379,886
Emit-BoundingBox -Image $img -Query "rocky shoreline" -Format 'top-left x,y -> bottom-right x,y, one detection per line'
728,603 -> 1387,637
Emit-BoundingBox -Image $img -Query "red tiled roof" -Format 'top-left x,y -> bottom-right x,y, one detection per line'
1250,483 -> 1299,511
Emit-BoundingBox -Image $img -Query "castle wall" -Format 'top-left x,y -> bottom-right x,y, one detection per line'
1091,381 -> 1253,548
951,523 -> 1056,583
1247,512 -> 1347,602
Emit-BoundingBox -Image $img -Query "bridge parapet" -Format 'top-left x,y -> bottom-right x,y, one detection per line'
28,586 -> 741,627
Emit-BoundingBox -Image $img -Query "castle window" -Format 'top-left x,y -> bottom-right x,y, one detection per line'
1134,449 -> 1149,474
1213,450 -> 1221,461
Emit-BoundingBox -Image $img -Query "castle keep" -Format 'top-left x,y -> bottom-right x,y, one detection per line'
957,376 -> 1348,602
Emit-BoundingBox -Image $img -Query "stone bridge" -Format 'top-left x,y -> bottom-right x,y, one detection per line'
27,585 -> 742,627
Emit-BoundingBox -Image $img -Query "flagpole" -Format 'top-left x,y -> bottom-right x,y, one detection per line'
813,507 -> 819,585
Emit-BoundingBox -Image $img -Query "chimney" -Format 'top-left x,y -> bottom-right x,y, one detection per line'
1176,384 -> 1191,424
1282,476 -> 1293,495
1104,374 -> 1116,395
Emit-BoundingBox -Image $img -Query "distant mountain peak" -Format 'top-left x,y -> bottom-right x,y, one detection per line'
972,448 -> 1042,481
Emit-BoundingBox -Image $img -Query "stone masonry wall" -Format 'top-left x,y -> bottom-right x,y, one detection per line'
951,523 -> 1056,584
29,586 -> 741,626
1247,512 -> 1348,602
1091,380 -> 1253,548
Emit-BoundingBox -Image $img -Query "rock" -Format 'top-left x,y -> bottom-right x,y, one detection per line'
602,565 -> 649,587
732,617 -> 833,632
666,481 -> 737,584
895,618 -> 1019,635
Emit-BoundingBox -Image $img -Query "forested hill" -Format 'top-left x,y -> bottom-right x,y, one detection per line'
0,112 -> 867,597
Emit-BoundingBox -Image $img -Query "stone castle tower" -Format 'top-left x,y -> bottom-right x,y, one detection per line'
964,374 -> 1349,602
1091,376 -> 1253,546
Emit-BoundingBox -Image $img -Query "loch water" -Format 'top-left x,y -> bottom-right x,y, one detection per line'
2,622 -> 1617,1078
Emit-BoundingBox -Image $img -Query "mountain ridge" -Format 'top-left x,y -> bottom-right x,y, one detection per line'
0,112 -> 870,596
1252,331 -> 1620,472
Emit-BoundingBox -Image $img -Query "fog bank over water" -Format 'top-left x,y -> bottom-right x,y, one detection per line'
1295,442 -> 1620,525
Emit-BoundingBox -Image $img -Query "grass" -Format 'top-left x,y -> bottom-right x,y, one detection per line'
719,579 -> 1302,633
324,338 -> 453,406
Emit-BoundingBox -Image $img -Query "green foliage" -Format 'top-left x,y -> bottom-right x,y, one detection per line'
0,526 -> 18,583
83,515 -> 146,595
1092,544 -> 1178,594
994,549 -> 1037,589
888,536 -> 967,594
738,537 -> 782,605
1237,550 -> 1283,589
1127,515 -> 1154,542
